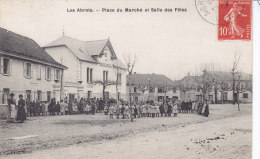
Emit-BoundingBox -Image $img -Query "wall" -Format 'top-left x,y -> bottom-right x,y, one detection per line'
0,55 -> 62,103
45,46 -> 128,101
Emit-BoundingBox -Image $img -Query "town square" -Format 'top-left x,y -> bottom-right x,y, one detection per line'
0,0 -> 256,159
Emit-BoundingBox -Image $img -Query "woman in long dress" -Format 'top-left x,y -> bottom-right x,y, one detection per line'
7,93 -> 16,122
17,94 -> 26,123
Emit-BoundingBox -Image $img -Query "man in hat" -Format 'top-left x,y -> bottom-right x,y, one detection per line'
17,94 -> 26,122
7,93 -> 16,122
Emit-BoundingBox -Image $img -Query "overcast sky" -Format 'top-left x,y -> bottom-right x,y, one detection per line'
0,0 -> 252,80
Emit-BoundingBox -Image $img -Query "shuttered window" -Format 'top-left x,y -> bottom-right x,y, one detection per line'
23,62 -> 33,78
0,57 -> 12,76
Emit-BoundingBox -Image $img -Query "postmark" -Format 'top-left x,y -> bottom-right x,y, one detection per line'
195,0 -> 219,25
218,0 -> 252,40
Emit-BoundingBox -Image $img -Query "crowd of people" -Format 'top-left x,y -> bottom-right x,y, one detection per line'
7,93 -> 209,123
106,99 -> 209,119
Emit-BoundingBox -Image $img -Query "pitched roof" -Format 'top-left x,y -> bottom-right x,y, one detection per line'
127,73 -> 175,87
44,36 -> 126,69
180,71 -> 252,86
44,36 -> 107,62
207,71 -> 252,81
0,27 -> 66,69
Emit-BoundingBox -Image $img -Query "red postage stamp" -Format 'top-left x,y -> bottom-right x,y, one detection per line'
218,0 -> 251,40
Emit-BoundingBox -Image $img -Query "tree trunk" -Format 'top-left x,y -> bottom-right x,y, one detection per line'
103,85 -> 106,101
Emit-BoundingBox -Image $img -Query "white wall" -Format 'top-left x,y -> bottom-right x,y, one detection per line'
0,55 -> 62,103
45,46 -> 127,100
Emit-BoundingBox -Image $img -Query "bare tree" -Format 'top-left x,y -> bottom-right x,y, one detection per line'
124,53 -> 136,122
231,52 -> 241,110
91,80 -> 116,100
109,59 -> 120,102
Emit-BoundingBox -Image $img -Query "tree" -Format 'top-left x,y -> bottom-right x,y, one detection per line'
109,59 -> 120,102
124,53 -> 136,122
231,52 -> 241,106
91,80 -> 116,100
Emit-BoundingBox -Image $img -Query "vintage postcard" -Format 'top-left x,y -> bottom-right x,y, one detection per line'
0,0 -> 259,158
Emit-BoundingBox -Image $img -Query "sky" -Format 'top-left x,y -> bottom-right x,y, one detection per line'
0,0 -> 253,80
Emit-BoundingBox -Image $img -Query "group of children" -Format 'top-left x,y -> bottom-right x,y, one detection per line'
105,101 -> 179,119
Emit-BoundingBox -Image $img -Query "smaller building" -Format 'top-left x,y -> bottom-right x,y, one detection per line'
0,27 -> 67,118
178,71 -> 252,103
127,73 -> 180,103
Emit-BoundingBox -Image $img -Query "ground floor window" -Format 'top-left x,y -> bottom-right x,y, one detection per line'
104,92 -> 109,100
47,91 -> 51,102
69,94 -> 75,101
223,92 -> 228,101
2,88 -> 9,104
37,90 -> 42,101
243,93 -> 248,98
87,91 -> 92,98
26,90 -> 31,102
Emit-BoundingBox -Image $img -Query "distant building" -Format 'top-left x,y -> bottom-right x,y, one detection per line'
127,73 -> 180,103
179,71 -> 252,103
44,36 -> 127,101
0,27 -> 67,105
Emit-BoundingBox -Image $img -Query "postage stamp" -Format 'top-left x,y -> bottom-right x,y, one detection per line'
218,0 -> 252,40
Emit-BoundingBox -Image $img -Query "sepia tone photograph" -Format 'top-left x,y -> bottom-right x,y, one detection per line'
0,0 -> 258,158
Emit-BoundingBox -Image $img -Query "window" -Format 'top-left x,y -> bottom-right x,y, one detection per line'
87,68 -> 93,83
36,65 -> 41,80
54,69 -> 61,81
149,87 -> 154,93
158,87 -> 164,93
223,92 -> 228,101
2,88 -> 9,104
87,91 -> 92,98
134,87 -> 137,93
3,58 -> 10,75
90,68 -> 93,83
26,90 -> 31,102
23,62 -> 33,78
0,57 -> 11,75
117,73 -> 122,85
243,93 -> 248,98
46,67 -> 51,80
47,91 -> 51,102
37,90 -> 42,101
103,70 -> 108,83
173,88 -> 177,93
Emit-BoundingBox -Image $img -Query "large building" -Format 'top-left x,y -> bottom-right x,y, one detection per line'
0,27 -> 67,117
127,73 -> 180,103
179,71 -> 252,103
44,36 -> 127,101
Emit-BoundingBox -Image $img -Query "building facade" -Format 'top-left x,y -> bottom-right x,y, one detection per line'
127,73 -> 180,103
179,71 -> 253,103
0,27 -> 66,117
44,36 -> 127,101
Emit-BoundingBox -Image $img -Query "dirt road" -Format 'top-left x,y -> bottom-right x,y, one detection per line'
1,115 -> 251,159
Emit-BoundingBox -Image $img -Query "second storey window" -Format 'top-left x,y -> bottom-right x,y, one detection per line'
0,57 -> 11,75
36,65 -> 41,80
54,69 -> 61,81
46,66 -> 52,80
117,73 -> 122,85
23,62 -> 32,78
87,67 -> 93,83
103,70 -> 108,83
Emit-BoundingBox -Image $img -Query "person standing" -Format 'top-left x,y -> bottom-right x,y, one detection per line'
173,102 -> 178,117
17,94 -> 26,123
7,93 -> 16,122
